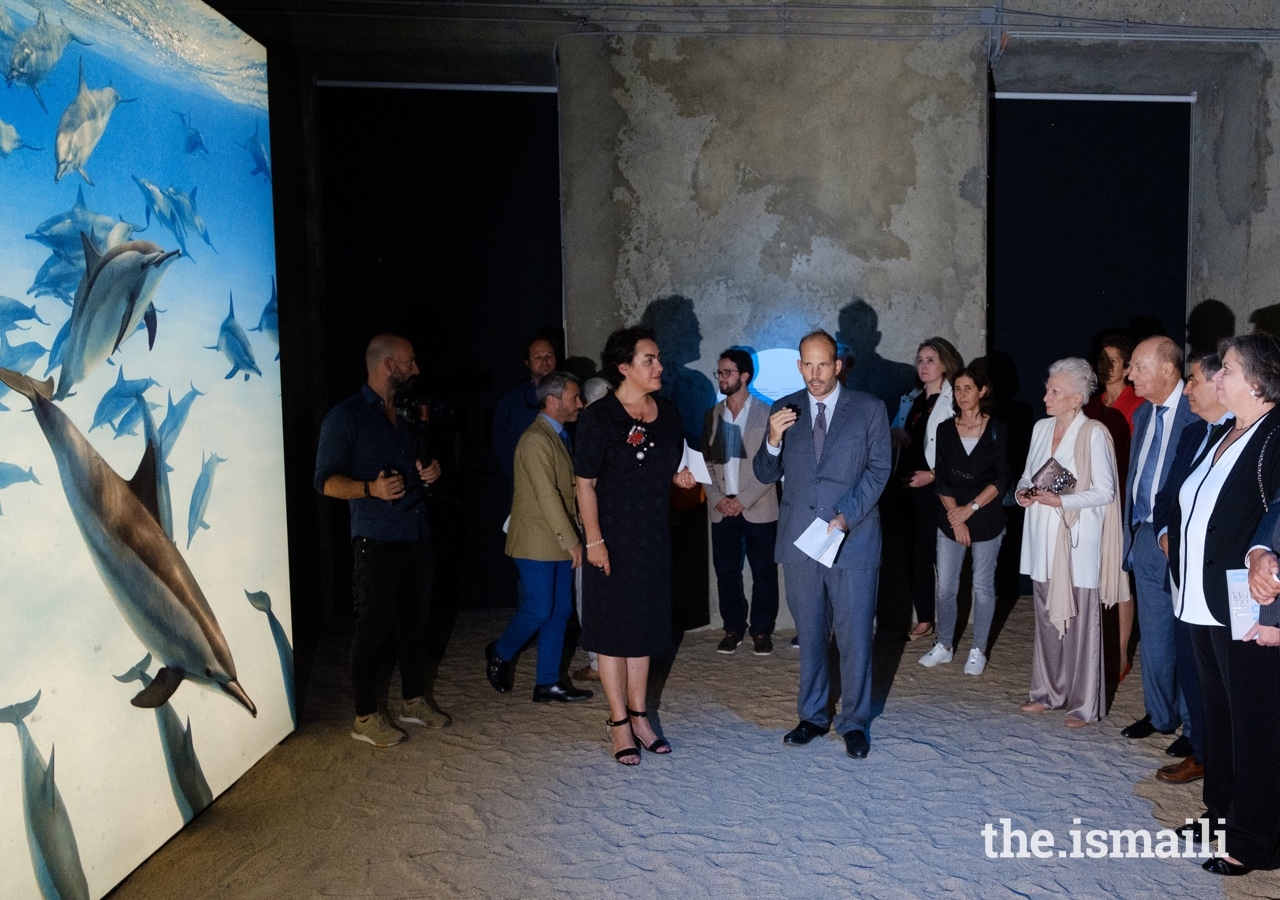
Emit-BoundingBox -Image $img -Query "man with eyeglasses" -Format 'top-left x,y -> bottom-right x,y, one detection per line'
702,348 -> 780,655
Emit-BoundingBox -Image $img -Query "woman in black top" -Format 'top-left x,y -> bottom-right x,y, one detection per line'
918,366 -> 1010,675
576,327 -> 696,765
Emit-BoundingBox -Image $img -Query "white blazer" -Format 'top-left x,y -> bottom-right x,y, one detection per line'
922,380 -> 954,470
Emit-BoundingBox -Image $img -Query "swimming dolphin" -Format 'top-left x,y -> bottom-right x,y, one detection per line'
174,111 -> 207,156
241,120 -> 271,183
164,185 -> 214,255
186,450 -> 226,549
138,398 -> 173,539
6,12 -> 88,113
89,366 -> 159,432
28,185 -> 138,266
0,116 -> 39,155
158,382 -> 204,472
29,254 -> 82,306
0,330 -> 47,410
249,277 -> 279,361
0,461 -> 40,488
246,590 -> 296,726
0,693 -> 90,900
206,293 -> 260,382
0,368 -> 256,716
110,397 -> 159,440
132,175 -> 188,258
54,232 -> 180,401
0,295 -> 48,331
113,655 -> 213,821
43,315 -> 71,377
54,59 -> 127,185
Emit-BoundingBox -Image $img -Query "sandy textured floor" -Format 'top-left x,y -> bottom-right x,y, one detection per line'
109,600 -> 1280,900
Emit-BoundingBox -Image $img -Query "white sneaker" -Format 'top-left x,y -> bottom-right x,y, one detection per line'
918,643 -> 953,667
964,648 -> 987,676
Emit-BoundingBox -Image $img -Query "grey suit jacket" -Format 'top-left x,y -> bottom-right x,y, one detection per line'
702,397 -> 778,524
1123,394 -> 1199,569
753,387 -> 892,570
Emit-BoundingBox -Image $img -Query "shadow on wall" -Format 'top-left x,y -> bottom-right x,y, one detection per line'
1250,305 -> 1280,338
836,298 -> 917,415
1188,299 -> 1235,355
639,296 -> 716,445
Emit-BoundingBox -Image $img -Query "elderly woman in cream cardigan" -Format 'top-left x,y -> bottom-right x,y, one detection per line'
1016,357 -> 1130,728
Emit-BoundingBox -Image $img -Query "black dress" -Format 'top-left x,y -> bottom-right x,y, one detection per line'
574,392 -> 682,657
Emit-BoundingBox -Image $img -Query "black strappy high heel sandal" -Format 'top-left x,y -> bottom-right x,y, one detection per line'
628,708 -> 672,754
607,716 -> 641,765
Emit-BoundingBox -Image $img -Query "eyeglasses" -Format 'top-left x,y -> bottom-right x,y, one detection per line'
714,369 -> 739,377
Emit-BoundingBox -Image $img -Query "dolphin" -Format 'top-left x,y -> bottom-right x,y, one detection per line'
174,111 -> 207,156
43,315 -> 71,377
0,295 -> 48,331
249,277 -> 279,361
0,461 -> 40,488
89,366 -> 159,432
0,368 -> 256,715
110,397 -> 158,440
241,120 -> 271,183
29,253 -> 82,306
158,382 -> 204,472
138,398 -> 173,539
186,450 -> 226,550
246,590 -> 296,727
0,330 -> 47,410
54,232 -> 180,401
0,116 -> 39,155
164,185 -> 214,255
6,12 -> 88,113
132,175 -> 188,258
113,655 -> 213,821
54,59 -> 127,185
205,293 -> 260,382
0,693 -> 91,900
28,185 -> 138,266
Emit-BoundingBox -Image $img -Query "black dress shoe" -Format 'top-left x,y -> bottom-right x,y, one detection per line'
1165,734 -> 1193,757
484,641 -> 513,693
532,681 -> 593,703
783,720 -> 829,746
1120,715 -> 1174,739
1175,813 -> 1212,843
1203,857 -> 1251,876
843,730 -> 870,758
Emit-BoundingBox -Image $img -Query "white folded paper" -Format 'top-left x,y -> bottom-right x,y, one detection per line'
502,515 -> 510,535
680,441 -> 713,485
1226,568 -> 1260,640
794,516 -> 846,568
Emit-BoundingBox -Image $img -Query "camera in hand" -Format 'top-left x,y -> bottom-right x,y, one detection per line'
384,465 -> 427,507
785,403 -> 802,417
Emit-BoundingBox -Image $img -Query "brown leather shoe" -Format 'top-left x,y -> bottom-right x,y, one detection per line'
1157,756 -> 1204,784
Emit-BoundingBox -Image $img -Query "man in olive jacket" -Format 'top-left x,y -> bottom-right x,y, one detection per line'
485,371 -> 594,702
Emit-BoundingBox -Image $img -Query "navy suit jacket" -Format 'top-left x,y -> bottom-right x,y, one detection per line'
753,387 -> 891,570
1123,395 -> 1199,569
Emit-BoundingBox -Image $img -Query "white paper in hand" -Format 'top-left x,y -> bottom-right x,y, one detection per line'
680,440 -> 713,485
794,516 -> 846,568
1226,568 -> 1260,640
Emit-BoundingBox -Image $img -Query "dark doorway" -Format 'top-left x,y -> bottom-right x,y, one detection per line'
316,86 -> 564,618
989,96 -> 1191,409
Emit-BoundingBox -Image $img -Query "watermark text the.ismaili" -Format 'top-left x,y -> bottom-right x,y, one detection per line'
981,817 -> 1226,860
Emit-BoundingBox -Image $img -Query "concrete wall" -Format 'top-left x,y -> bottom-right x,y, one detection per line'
560,33 -> 989,400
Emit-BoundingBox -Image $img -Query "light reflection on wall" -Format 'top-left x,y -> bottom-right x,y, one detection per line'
748,348 -> 804,402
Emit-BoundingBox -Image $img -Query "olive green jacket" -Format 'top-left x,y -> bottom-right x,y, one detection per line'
505,415 -> 580,561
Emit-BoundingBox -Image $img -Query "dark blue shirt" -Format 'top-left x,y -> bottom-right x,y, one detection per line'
492,379 -> 540,482
314,384 -> 430,542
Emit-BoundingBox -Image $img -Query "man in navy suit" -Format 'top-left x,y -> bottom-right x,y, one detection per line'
1121,336 -> 1200,749
754,330 -> 891,758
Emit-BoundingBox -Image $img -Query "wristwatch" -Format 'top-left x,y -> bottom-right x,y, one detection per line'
970,501 -> 981,512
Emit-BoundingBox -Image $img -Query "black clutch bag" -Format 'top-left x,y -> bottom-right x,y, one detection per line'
1028,458 -> 1076,495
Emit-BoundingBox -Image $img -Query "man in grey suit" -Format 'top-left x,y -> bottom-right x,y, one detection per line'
753,330 -> 892,758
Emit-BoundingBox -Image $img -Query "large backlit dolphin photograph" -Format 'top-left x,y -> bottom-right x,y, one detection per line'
0,3 -> 290,898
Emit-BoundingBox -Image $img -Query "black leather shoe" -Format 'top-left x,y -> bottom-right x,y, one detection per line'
1120,715 -> 1174,739
1176,814 -> 1211,843
484,641 -> 512,693
1203,857 -> 1251,876
783,720 -> 829,746
844,730 -> 870,758
1165,734 -> 1193,757
532,681 -> 593,703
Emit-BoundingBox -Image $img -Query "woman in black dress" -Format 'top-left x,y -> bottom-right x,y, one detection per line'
576,327 -> 696,765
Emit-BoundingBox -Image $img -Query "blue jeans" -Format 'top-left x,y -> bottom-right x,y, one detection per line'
496,557 -> 573,686
935,528 -> 1004,652
711,515 -> 779,636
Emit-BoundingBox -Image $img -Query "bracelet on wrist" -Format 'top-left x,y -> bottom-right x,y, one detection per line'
586,539 -> 606,549
363,480 -> 371,497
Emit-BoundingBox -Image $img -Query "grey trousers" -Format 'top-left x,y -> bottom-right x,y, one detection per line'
1029,580 -> 1105,723
935,528 -> 1004,653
